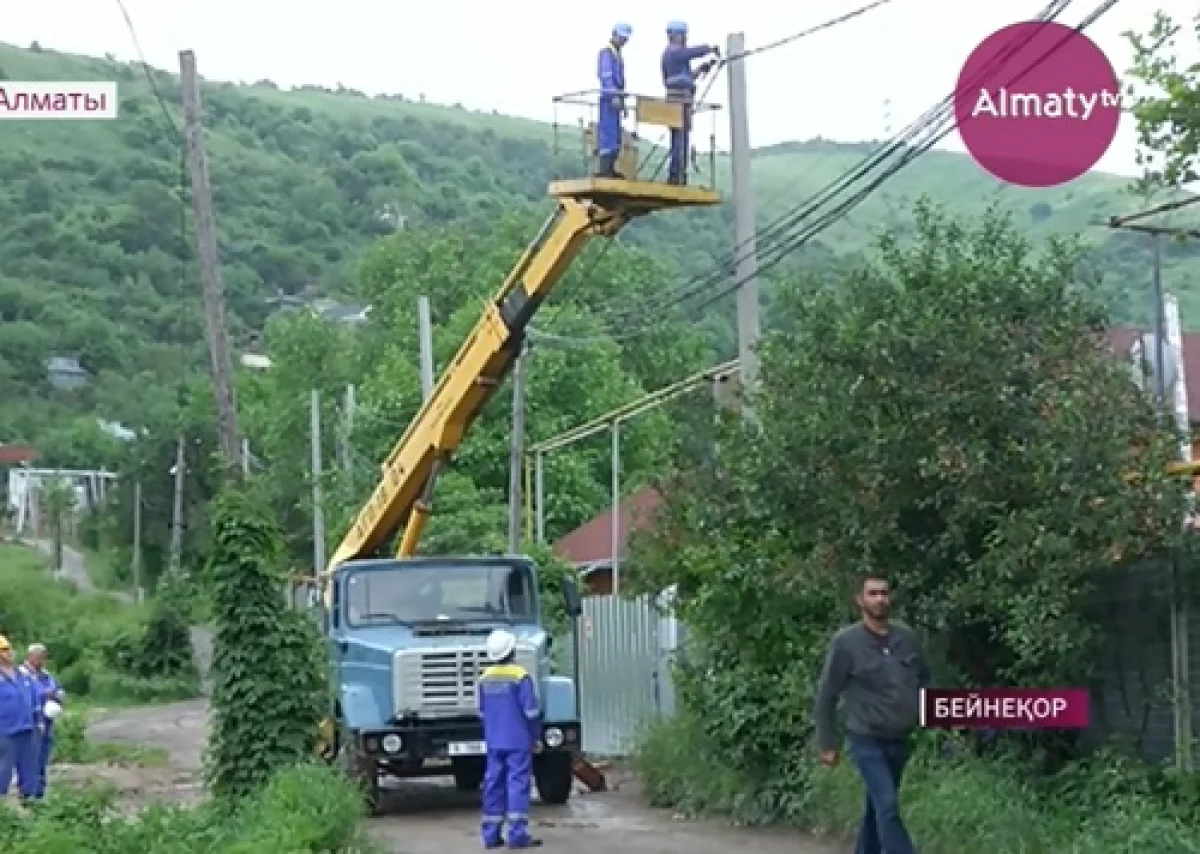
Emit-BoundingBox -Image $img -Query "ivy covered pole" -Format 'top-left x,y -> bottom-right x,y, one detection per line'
205,490 -> 329,799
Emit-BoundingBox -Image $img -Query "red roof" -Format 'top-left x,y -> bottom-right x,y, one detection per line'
553,486 -> 663,565
0,445 -> 36,465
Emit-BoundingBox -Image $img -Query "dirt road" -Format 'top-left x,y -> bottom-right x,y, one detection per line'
82,699 -> 842,853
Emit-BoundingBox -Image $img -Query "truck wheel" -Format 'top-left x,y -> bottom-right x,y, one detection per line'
534,753 -> 573,806
341,739 -> 381,815
452,757 -> 485,792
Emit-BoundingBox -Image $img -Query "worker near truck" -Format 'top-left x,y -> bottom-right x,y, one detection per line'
596,22 -> 632,178
813,573 -> 929,854
478,628 -> 543,849
20,642 -> 64,799
661,21 -> 720,185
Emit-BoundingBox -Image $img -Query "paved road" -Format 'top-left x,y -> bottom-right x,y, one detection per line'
25,538 -> 133,603
84,699 -> 841,854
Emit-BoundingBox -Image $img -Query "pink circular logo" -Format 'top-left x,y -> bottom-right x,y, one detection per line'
954,21 -> 1120,188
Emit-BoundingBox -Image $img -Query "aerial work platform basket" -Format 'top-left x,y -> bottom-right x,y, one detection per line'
551,89 -> 722,209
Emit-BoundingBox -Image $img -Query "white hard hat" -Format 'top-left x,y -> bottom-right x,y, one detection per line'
43,699 -> 63,720
485,629 -> 517,662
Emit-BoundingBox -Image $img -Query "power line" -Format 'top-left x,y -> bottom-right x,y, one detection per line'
580,0 -> 1087,340
534,0 -> 901,339
663,0 -> 1121,329
724,0 -> 902,62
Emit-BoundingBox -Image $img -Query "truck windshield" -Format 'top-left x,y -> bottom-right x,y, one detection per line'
344,563 -> 537,627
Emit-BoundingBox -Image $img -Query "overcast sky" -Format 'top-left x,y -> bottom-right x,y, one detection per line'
4,0 -> 1197,178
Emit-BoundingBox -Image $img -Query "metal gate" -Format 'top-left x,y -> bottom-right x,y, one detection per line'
570,593 -> 680,756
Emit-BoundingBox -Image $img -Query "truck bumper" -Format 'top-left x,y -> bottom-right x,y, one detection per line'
354,719 -> 581,764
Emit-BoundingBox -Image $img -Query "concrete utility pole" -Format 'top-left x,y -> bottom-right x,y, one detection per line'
726,32 -> 761,422
507,344 -> 528,553
311,389 -> 325,575
418,296 -> 435,400
339,384 -> 356,474
132,479 -> 144,603
168,435 -> 186,574
179,50 -> 241,472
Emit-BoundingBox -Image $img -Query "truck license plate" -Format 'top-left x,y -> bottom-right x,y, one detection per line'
448,741 -> 485,756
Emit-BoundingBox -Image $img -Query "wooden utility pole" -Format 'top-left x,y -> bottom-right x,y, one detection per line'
179,49 -> 241,472
132,479 -> 143,603
311,390 -> 326,576
168,435 -> 186,574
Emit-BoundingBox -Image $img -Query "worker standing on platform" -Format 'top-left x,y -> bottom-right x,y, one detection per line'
596,22 -> 632,178
662,21 -> 720,185
478,629 -> 543,849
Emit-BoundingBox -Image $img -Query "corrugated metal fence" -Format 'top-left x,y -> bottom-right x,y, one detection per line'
563,593 -> 682,756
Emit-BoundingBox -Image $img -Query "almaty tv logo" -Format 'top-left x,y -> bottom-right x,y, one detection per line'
0,82 -> 118,119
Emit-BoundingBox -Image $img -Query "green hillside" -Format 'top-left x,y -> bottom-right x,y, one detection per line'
0,40 -> 1192,459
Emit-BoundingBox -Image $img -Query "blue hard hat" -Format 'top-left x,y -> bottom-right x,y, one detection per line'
613,22 -> 632,38
666,20 -> 687,35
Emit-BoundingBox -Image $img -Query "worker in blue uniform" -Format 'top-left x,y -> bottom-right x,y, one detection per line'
478,629 -> 543,849
0,634 -> 38,803
21,643 -> 64,799
662,21 -> 720,184
596,22 -> 632,178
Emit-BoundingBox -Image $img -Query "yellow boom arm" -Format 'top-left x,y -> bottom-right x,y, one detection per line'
326,177 -> 720,571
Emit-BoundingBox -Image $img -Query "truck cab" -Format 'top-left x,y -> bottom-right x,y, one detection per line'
323,555 -> 581,810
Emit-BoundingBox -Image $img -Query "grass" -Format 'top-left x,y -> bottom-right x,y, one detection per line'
52,709 -> 169,768
636,712 -> 1200,853
0,542 -> 200,706
0,764 -> 378,853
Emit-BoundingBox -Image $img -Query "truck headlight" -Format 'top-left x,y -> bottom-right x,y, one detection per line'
543,727 -> 563,748
382,734 -> 403,754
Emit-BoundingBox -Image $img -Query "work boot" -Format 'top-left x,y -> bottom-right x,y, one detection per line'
594,153 -> 616,178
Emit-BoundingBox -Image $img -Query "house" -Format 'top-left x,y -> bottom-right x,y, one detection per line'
553,487 -> 663,595
45,356 -> 88,390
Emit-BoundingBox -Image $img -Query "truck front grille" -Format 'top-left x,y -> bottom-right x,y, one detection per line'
394,646 -> 539,717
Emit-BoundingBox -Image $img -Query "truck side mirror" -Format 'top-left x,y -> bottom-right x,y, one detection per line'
562,575 -> 583,618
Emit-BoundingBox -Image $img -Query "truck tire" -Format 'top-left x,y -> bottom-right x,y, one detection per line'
341,739 -> 381,816
452,757 -> 485,792
534,753 -> 573,806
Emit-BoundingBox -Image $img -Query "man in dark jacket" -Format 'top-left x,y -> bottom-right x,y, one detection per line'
661,21 -> 720,184
814,574 -> 929,854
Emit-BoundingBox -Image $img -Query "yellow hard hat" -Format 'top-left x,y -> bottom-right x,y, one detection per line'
0,635 -> 10,651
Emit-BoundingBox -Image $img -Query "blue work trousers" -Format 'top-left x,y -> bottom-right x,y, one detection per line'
0,729 -> 38,800
847,732 -> 916,854
667,91 -> 693,182
480,748 -> 533,847
596,98 -> 622,156
33,725 -> 52,797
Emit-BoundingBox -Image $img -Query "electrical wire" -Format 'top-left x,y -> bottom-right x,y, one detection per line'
534,0 -> 902,339
616,0 -> 1122,336
579,0 -> 1088,340
724,0 -> 902,62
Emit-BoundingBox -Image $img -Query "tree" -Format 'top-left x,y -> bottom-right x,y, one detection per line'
1126,11 -> 1200,185
42,477 -> 74,573
630,204 -> 1190,783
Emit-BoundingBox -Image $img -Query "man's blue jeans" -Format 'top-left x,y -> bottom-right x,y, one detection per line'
846,732 -> 916,854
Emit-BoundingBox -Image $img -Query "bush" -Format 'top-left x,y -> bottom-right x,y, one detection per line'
0,764 -> 376,853
637,711 -> 1200,851
0,544 -> 199,704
